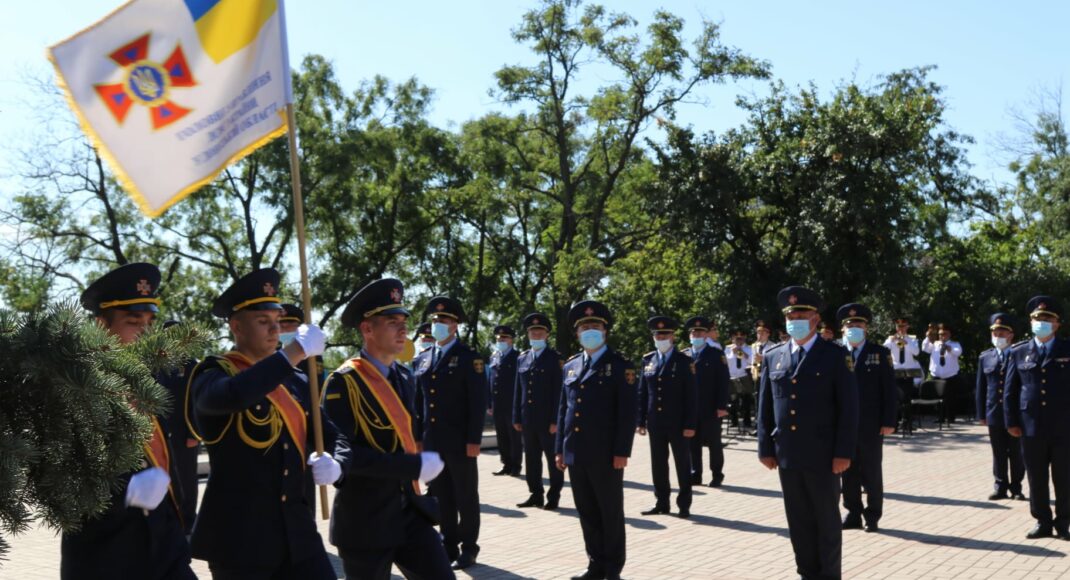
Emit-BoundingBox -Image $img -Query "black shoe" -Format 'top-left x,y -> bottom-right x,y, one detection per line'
690,474 -> 703,485
544,499 -> 560,511
570,570 -> 605,580
1013,493 -> 1027,501
641,505 -> 670,516
1057,528 -> 1070,541
511,469 -> 523,477
452,552 -> 478,570
864,522 -> 880,533
842,517 -> 864,530
677,508 -> 691,519
1027,524 -> 1054,539
988,491 -> 1009,500
709,475 -> 724,488
517,496 -> 544,508
493,467 -> 511,476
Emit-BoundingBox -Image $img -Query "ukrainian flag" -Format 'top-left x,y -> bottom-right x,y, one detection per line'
184,0 -> 278,63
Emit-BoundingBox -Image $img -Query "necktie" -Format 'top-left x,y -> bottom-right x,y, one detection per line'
898,341 -> 905,364
854,348 -> 861,365
582,355 -> 592,378
1037,344 -> 1048,366
735,353 -> 742,369
791,346 -> 802,373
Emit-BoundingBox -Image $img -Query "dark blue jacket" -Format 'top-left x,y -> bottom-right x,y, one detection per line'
637,349 -> 698,433
412,341 -> 487,454
757,338 -> 859,471
488,348 -> 519,415
555,348 -> 637,466
512,347 -> 564,429
1004,337 -> 1070,438
188,351 -> 344,568
976,347 -> 1010,427
849,341 -> 898,437
321,358 -> 424,552
682,345 -> 731,421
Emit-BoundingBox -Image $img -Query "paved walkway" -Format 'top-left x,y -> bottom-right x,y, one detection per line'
4,423 -> 1069,579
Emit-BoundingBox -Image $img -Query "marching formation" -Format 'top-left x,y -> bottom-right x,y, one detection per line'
62,263 -> 1069,580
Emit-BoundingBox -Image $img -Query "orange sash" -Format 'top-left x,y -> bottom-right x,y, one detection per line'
344,358 -> 421,492
142,416 -> 181,524
223,351 -> 309,460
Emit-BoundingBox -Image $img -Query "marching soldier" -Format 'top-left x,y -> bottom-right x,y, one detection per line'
683,316 -> 731,487
1005,296 -> 1070,540
976,313 -> 1025,501
320,278 -> 455,579
837,303 -> 897,533
412,297 -> 487,569
187,268 -> 343,578
64,263 -> 196,580
279,303 -> 323,518
757,286 -> 858,580
489,324 -> 522,477
637,316 -> 698,517
726,329 -> 755,429
556,300 -> 637,580
513,313 -> 565,510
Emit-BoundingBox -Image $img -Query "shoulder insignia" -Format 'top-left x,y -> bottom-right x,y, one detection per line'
644,350 -> 657,358
625,368 -> 637,385
567,353 -> 582,362
473,358 -> 485,374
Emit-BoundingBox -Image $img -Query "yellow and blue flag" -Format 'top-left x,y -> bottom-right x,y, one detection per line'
48,0 -> 292,217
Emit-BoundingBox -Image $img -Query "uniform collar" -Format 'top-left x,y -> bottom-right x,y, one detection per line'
436,336 -> 458,356
790,333 -> 819,355
360,348 -> 393,378
584,345 -> 608,366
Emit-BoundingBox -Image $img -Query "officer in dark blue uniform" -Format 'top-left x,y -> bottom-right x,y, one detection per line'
1005,296 -> 1070,539
187,268 -> 344,579
414,322 -> 436,357
412,296 -> 487,569
555,300 -> 637,580
757,286 -> 858,580
682,316 -> 731,487
513,313 -> 565,510
63,263 -> 196,580
837,303 -> 897,533
320,278 -> 455,579
489,324 -> 522,477
637,316 -> 698,518
976,313 -> 1026,501
158,319 -> 201,535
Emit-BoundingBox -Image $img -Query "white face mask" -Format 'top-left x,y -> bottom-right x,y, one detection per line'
655,338 -> 673,353
991,336 -> 1009,350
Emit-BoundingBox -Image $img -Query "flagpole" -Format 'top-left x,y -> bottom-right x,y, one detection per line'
284,103 -> 330,520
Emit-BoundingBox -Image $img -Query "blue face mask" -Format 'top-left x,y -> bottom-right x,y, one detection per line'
431,322 -> 451,341
279,332 -> 297,346
495,341 -> 511,353
844,327 -> 865,346
530,338 -> 547,351
416,340 -> 435,353
1033,320 -> 1054,339
786,319 -> 812,341
690,337 -> 706,349
579,329 -> 605,350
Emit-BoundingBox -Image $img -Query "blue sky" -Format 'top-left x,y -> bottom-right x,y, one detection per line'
2,0 -> 1068,191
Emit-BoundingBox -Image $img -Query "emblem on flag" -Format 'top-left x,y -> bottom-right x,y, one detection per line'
95,34 -> 196,130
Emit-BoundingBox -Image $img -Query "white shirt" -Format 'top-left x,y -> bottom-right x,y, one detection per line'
726,343 -> 753,379
883,335 -> 921,370
922,338 -> 962,378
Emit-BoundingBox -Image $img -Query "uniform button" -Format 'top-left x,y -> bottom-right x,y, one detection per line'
998,389 -> 1003,394
574,412 -> 580,417
283,442 -> 289,450
791,379 -> 798,384
1042,380 -> 1047,384
790,410 -> 796,415
790,425 -> 797,431
1043,402 -> 1048,406
283,469 -> 289,476
528,400 -> 534,404
256,405 -> 262,411
1041,390 -> 1047,395
432,374 -> 436,379
658,407 -> 663,411
580,385 -> 585,390
574,427 -> 581,432
281,494 -> 287,502
577,398 -> 582,403
790,394 -> 797,400
431,418 -> 437,423
430,389 -> 436,394
430,403 -> 436,408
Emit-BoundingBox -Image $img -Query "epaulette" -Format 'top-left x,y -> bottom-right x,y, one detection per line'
1011,339 -> 1030,349
644,350 -> 657,358
567,353 -> 583,362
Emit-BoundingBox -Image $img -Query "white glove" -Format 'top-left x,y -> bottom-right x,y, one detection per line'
125,467 -> 170,510
419,451 -> 445,484
294,324 -> 326,358
307,452 -> 342,485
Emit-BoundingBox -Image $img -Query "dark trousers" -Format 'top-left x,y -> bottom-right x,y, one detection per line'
208,552 -> 335,580
778,468 -> 842,580
648,430 -> 692,510
429,452 -> 480,557
569,461 -> 626,577
730,375 -> 755,427
522,424 -> 563,501
1022,435 -> 1070,530
339,511 -> 456,580
173,442 -> 201,533
690,416 -> 724,481
842,435 -> 884,525
988,425 -> 1025,495
493,408 -> 523,472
